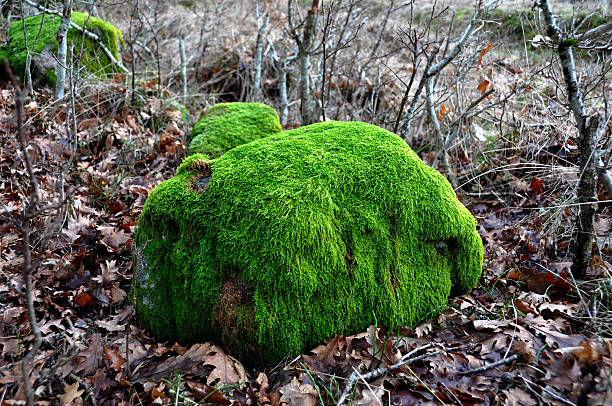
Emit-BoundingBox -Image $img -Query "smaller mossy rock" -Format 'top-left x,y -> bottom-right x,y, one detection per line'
188,102 -> 283,158
133,121 -> 483,366
0,12 -> 123,86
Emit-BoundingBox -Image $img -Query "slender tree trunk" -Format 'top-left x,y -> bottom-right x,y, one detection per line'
425,76 -> 457,188
279,61 -> 289,126
55,0 -> 73,99
398,49 -> 438,139
21,14 -> 34,96
298,0 -> 320,125
179,36 -> 187,99
573,116 -> 599,276
539,0 -> 600,278
20,1 -> 48,96
4,64 -> 43,406
253,12 -> 269,102
196,10 -> 208,76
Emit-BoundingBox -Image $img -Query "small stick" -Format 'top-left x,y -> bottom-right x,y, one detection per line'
336,343 -> 468,405
459,353 -> 520,375
125,318 -> 131,377
521,375 -> 577,406
351,366 -> 383,406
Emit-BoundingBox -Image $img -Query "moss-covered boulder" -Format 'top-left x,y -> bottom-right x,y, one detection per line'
188,102 -> 282,158
0,12 -> 123,86
133,121 -> 483,365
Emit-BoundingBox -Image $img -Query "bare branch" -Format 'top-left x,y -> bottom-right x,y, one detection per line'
577,20 -> 612,44
4,61 -> 43,406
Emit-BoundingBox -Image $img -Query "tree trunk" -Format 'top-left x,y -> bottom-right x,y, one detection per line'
539,0 -> 601,278
54,0 -> 73,99
279,61 -> 289,126
253,12 -> 269,102
572,115 -> 599,277
179,36 -> 187,99
298,0 -> 320,125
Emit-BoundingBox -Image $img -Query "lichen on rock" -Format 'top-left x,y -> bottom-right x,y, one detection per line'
0,12 -> 123,86
188,102 -> 283,158
133,119 -> 483,365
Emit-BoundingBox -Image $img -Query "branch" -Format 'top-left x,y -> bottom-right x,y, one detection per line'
4,61 -> 42,406
336,343 -> 468,406
426,75 -> 456,187
576,20 -> 612,44
539,0 -> 587,133
538,0 -> 562,44
427,0 -> 498,77
459,353 -> 519,375
4,60 -> 40,207
398,47 -> 439,139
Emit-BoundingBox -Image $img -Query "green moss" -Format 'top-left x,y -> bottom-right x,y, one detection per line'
133,121 -> 483,365
1,12 -> 123,85
188,102 -> 283,158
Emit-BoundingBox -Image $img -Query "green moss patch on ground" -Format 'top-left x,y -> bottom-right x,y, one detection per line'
0,12 -> 123,85
188,102 -> 283,158
133,121 -> 483,365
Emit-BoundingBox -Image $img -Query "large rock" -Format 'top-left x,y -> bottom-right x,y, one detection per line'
0,12 -> 123,86
133,120 -> 483,365
188,102 -> 282,158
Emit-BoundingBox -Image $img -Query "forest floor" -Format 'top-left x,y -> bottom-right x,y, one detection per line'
1,0 -> 612,405
0,77 -> 610,406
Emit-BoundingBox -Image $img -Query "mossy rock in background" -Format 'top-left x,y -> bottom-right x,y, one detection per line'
133,120 -> 483,365
0,12 -> 123,86
188,102 -> 283,158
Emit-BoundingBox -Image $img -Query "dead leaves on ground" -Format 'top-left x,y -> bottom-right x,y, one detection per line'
1,76 -> 611,404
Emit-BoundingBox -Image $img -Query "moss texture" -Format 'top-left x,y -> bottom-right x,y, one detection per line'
134,121 -> 483,365
0,12 -> 123,85
188,102 -> 283,158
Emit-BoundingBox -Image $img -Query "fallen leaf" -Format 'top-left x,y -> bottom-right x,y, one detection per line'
74,290 -> 95,308
303,334 -> 343,369
279,377 -> 317,406
92,259 -> 120,286
102,229 -> 130,251
502,387 -> 536,405
205,350 -> 245,386
75,333 -> 104,376
132,343 -> 245,385
104,347 -> 126,372
473,319 -> 512,331
95,318 -> 124,332
415,321 -> 432,338
187,381 -> 231,404
59,382 -> 83,405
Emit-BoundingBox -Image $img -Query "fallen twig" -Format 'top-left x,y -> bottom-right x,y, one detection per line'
336,343 -> 468,405
520,374 -> 577,406
459,353 -> 520,375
